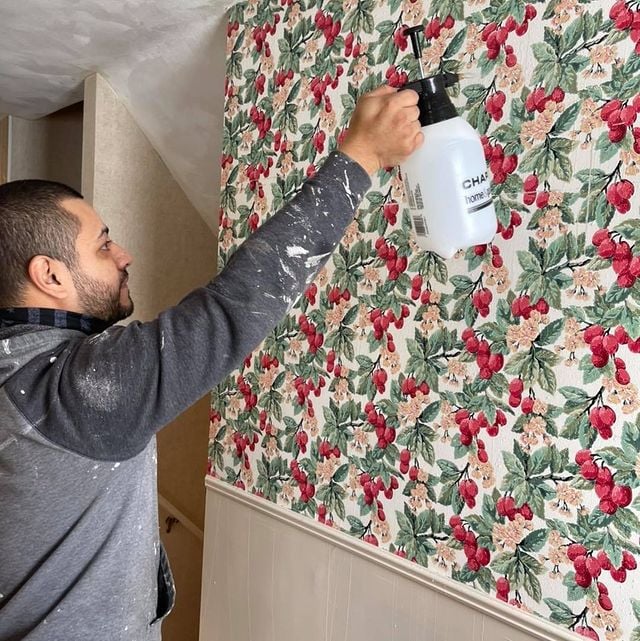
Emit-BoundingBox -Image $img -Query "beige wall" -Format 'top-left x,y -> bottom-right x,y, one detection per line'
82,73 -> 217,641
8,102 -> 83,190
0,116 -> 8,184
201,481 -> 578,641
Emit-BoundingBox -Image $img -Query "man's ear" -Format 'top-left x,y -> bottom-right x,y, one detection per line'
27,255 -> 71,300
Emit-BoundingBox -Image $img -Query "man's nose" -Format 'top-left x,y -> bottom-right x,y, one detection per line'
113,243 -> 133,269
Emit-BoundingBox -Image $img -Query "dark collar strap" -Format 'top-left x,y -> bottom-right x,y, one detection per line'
0,308 -> 111,335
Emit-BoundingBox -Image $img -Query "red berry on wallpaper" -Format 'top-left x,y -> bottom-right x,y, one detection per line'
610,567 -> 627,582
622,550 -> 637,570
574,571 -> 592,588
611,484 -> 632,507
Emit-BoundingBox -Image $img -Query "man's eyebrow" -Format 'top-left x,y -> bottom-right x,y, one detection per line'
97,226 -> 109,240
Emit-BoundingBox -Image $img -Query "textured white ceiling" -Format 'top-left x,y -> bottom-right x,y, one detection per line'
0,0 -> 230,226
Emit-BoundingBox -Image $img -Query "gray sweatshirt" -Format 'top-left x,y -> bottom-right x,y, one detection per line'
0,152 -> 370,641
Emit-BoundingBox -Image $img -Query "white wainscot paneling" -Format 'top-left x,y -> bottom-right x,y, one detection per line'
200,479 -> 578,641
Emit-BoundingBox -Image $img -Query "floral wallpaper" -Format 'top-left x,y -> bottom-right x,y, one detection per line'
209,0 -> 640,638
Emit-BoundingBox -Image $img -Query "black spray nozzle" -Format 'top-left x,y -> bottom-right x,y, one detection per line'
403,26 -> 460,88
399,25 -> 461,125
404,25 -> 425,78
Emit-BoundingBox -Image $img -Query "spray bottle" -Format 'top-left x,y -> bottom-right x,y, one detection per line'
400,26 -> 497,259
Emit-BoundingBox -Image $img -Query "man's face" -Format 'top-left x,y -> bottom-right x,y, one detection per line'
62,198 -> 134,323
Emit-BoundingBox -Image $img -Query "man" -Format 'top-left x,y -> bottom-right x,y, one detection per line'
0,85 -> 422,640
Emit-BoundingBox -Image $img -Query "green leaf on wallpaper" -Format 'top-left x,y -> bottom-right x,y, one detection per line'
318,483 -> 347,520
542,0 -> 562,20
467,101 -> 491,135
595,130 -> 622,164
543,237 -> 567,270
559,386 -> 590,410
613,509 -> 640,542
341,92 -> 356,114
530,58 -> 566,94
437,460 -> 461,484
548,137 -> 576,181
537,319 -> 564,347
529,447 -> 551,476
545,598 -> 576,625
600,530 -> 622,568
491,123 -> 522,154
578,195 -> 604,225
450,298 -> 474,324
522,568 -> 542,601
618,72 -> 640,102
462,83 -> 487,103
576,166 -> 609,191
376,37 -> 397,67
559,409 -> 584,438
409,251 -> 448,284
600,444 -> 633,471
505,347 -> 558,393
333,464 -> 349,484
520,529 -> 549,553
451,275 -> 475,296
560,14 -> 584,51
583,9 -> 603,41
614,219 -> 640,244
347,515 -> 366,536
519,144 -> 550,179
220,184 -> 237,213
622,420 -> 640,456
547,518 -> 572,540
226,46 -> 244,80
490,551 -> 515,575
428,0 -> 464,20
631,600 -> 640,624
449,482 -> 466,514
503,451 -> 526,479
605,283 -> 632,305
565,231 -> 584,261
531,40 -> 556,62
374,20 -> 396,37
578,424 -> 598,453
444,27 -> 466,58
587,508 -> 613,528
344,0 -> 374,34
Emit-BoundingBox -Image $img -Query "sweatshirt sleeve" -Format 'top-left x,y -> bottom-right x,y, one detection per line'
6,152 -> 371,461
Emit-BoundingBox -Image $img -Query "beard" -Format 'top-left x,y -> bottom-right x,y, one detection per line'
71,268 -> 134,324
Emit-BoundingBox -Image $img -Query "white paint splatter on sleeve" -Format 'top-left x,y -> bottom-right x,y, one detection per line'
286,245 -> 309,257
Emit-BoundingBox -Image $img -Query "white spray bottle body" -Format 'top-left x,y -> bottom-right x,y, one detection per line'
401,116 -> 497,259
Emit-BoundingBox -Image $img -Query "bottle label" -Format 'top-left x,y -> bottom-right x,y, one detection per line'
462,171 -> 493,213
404,175 -> 429,236
412,214 -> 429,237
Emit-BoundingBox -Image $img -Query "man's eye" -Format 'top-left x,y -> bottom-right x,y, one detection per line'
101,240 -> 112,250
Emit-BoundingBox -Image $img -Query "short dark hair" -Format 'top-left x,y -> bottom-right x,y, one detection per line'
0,179 -> 83,306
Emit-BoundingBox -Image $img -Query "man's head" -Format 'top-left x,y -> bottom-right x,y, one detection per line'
0,179 -> 134,323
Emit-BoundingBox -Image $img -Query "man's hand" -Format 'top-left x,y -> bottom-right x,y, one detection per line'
338,85 -> 424,175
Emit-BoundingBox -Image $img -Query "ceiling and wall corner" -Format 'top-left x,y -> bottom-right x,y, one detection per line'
0,0 -> 230,229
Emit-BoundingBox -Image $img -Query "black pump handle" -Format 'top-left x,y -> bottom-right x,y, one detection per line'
404,25 -> 424,60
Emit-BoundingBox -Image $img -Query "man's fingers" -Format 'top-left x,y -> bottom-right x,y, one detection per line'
390,88 -> 420,107
412,130 -> 425,153
408,105 -> 421,122
365,84 -> 396,98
